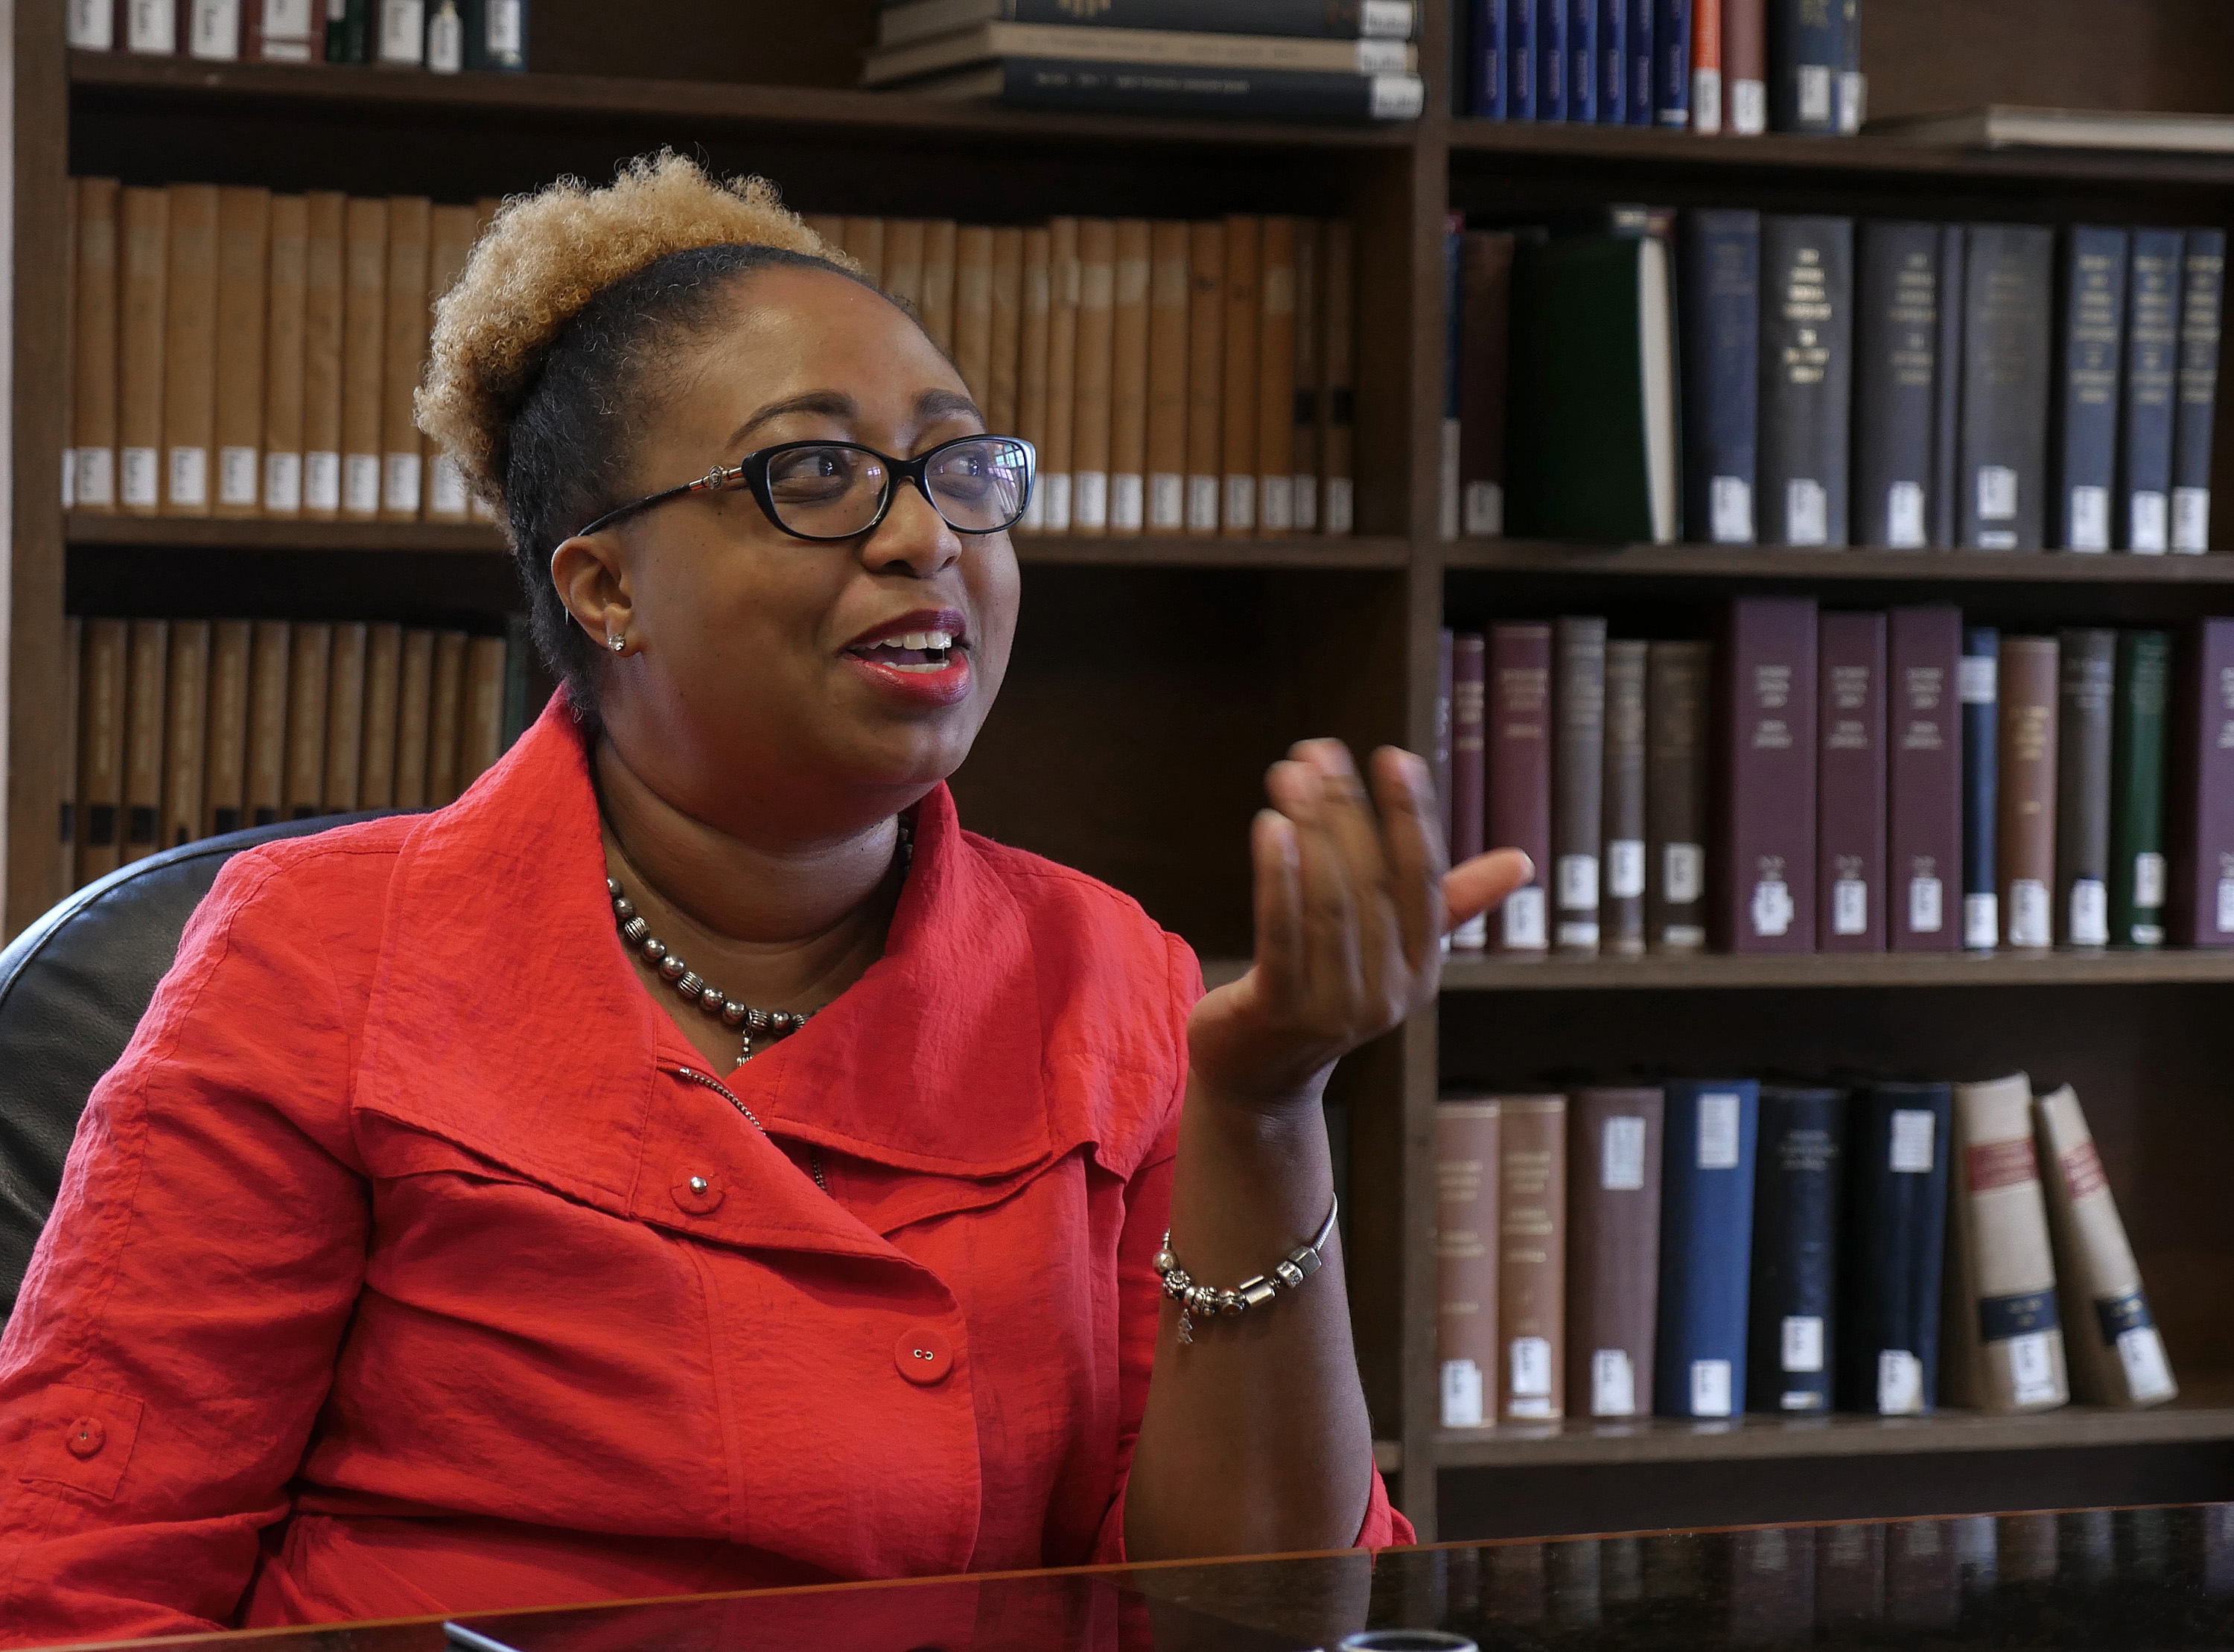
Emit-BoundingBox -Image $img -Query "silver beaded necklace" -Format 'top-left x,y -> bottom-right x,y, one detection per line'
606,814 -> 914,1068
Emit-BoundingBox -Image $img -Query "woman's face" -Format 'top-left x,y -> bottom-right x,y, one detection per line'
558,264 -> 1021,839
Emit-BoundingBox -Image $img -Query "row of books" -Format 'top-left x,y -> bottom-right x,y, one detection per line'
61,616 -> 516,893
1439,606 -> 2234,957
799,211 -> 1361,538
67,0 -> 528,70
64,180 -> 498,524
1436,1071 -> 2171,1428
1446,211 -> 2227,555
1463,0 -> 1865,135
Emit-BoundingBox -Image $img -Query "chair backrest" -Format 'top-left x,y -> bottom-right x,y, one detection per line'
0,813 -> 406,1319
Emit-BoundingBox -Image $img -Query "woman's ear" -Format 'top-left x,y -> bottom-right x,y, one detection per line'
551,533 -> 635,654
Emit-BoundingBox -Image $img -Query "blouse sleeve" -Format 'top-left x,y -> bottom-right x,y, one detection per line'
0,852 -> 374,1645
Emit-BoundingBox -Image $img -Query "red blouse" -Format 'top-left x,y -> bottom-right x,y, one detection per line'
0,702 -> 1406,1642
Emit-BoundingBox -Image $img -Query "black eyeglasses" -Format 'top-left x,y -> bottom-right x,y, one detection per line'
569,435 -> 1037,546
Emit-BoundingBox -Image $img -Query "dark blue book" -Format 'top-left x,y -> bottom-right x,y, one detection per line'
1655,1077 -> 1760,1419
1839,1080 -> 1952,1414
2173,228 -> 2225,553
1852,220 -> 1942,549
1961,626 -> 2000,948
2052,226 -> 2129,553
1538,0 -> 1567,120
1468,0 -> 1509,117
1766,0 -> 1839,133
1509,0 -> 1537,118
1654,0 -> 1690,127
1747,1085 -> 1847,1415
1679,208 -> 1761,545
1930,224 -> 1967,548
1958,223 -> 2055,552
1758,214 -> 1853,547
1597,0 -> 1625,122
1568,0 -> 1597,121
2119,227 -> 2184,553
1624,0 -> 1652,126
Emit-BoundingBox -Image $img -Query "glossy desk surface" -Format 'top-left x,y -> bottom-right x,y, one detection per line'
60,1505 -> 2234,1652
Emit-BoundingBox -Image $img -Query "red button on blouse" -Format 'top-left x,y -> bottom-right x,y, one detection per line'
895,1328 -> 955,1385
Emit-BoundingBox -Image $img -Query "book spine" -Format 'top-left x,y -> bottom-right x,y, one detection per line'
1144,220 -> 1189,536
1104,219 -> 1148,535
1468,0 -> 1508,118
260,194 -> 307,515
2119,229 -> 2183,554
339,197 -> 387,522
2055,628 -> 2116,948
1817,610 -> 1886,951
160,622 -> 209,849
1255,216 -> 1298,536
1489,622 -> 1554,951
128,0 -> 179,51
989,58 -> 1425,121
1436,1100 -> 1502,1429
1887,605 -> 1963,951
1746,1085 -> 1846,1413
1679,208 -> 1761,544
203,619 -> 249,836
1069,219 -> 1116,535
2052,226 -> 2128,552
283,622 -> 331,820
919,219 -> 958,355
1722,0 -> 1765,134
1218,215 -> 1259,536
1568,0 -> 1595,122
989,226 -> 1024,440
299,191 -> 345,519
71,179 -> 121,513
1437,628 -> 1455,849
1850,220 -> 1941,548
1944,1072 -> 2068,1412
1460,231 -> 1514,538
462,0 -> 524,69
1596,0 -> 1624,124
379,195 -> 430,522
1961,626 -> 1999,948
59,616 -> 78,887
1757,214 -> 1853,546
2168,618 -> 2234,945
121,620 -> 169,865
1838,1081 -> 1951,1414
1603,639 -> 1649,956
1959,225 -> 2055,551
1508,0 -> 1536,118
1835,0 -> 1861,134
160,185 -> 218,519
1496,1095 -> 1568,1421
2109,629 -> 2171,948
1655,1077 -> 1760,1418
1565,1086 -> 1664,1418
1320,221 -> 1355,535
1646,639 -> 1710,951
244,621 -> 290,826
394,628 -> 433,809
1688,0 -> 1720,130
1451,633 -> 1488,949
1653,0 -> 1689,126
323,622 -> 368,812
1537,0 -> 1566,121
1291,219 -> 1320,532
1765,0 -> 1836,133
1623,0 -> 1652,126
1553,616 -> 1608,954
421,204 -> 477,520
76,620 -> 127,887
2173,228 -> 2224,552
1177,221 -> 1221,535
1929,224 -> 1967,548
1015,226 -> 1052,532
1439,215 -> 1462,540
427,631 -> 468,805
1996,636 -> 2060,948
461,636 -> 507,789
841,217 -> 886,287
360,622 -> 401,810
2034,1085 -> 2176,1407
1715,595 -> 1818,951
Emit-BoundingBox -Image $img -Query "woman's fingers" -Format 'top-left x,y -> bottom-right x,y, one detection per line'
1294,741 -> 1399,1011
1266,753 -> 1361,1030
1248,805 -> 1305,1012
1445,848 -> 1536,936
1368,745 -> 1447,980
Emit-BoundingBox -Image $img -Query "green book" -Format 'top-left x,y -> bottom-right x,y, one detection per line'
325,0 -> 370,63
1506,233 -> 1678,545
2110,629 -> 2172,947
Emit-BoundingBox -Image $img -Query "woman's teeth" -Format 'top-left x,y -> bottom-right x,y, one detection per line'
857,631 -> 957,673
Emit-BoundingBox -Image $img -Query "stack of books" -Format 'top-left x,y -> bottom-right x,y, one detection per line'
862,0 -> 1426,124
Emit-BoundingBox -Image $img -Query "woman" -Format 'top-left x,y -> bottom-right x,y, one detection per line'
0,154 -> 1526,1639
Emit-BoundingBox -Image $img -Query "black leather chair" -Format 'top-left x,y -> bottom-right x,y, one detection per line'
0,813 -> 404,1321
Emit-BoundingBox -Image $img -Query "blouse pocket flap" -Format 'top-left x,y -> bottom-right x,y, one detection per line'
13,1382 -> 143,1501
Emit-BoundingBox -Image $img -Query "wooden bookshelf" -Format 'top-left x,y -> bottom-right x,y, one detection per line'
1440,948 -> 2234,990
1446,539 -> 2234,584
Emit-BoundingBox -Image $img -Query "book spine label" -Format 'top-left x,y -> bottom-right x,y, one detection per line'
1623,0 -> 1652,125
1817,611 -> 1887,951
1553,616 -> 1608,953
1930,224 -> 1967,548
1851,222 -> 1941,548
1716,596 -> 1818,951
1688,0 -> 1719,132
2034,1085 -> 2175,1407
1435,1101 -> 1503,1429
1451,634 -> 1488,948
1766,0 -> 1836,133
1679,208 -> 1761,544
1459,232 -> 1514,537
2119,229 -> 2183,553
1947,1074 -> 2068,1412
1837,1082 -> 1950,1413
1960,226 -> 2056,552
1497,1096 -> 1567,1421
1757,215 -> 1853,546
2109,630 -> 2171,948
1996,637 -> 2060,948
2170,618 -> 2234,945
1646,640 -> 1710,951
1887,607 -> 1962,951
2173,229 -> 2225,552
1746,1088 -> 1846,1413
2052,227 -> 2128,552
1653,0 -> 1689,126
1655,1079 -> 1759,1417
1489,623 -> 1554,951
1961,628 -> 1999,946
2055,629 -> 2117,946
1564,1087 -> 1664,1419
1603,640 -> 1648,955
1722,0 -> 1765,133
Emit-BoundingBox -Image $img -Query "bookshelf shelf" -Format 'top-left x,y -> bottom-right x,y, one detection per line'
1442,540 -> 2234,584
1439,948 -> 2234,991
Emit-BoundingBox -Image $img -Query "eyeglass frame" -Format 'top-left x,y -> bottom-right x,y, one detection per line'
564,433 -> 1038,547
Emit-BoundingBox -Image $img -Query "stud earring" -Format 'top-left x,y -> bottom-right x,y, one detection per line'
608,634 -> 627,653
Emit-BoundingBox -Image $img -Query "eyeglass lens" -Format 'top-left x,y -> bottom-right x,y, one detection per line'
764,439 -> 1031,538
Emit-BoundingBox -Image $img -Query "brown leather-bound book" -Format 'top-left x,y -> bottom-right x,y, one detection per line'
161,185 -> 220,517
1016,229 -> 1051,532
1320,220 -> 1355,535
1107,218 -> 1151,537
2034,1084 -> 2176,1408
1038,217 -> 1080,534
1565,1085 -> 1664,1418
203,619 -> 251,835
2055,628 -> 2116,948
460,635 -> 507,791
1460,231 -> 1515,538
245,620 -> 290,827
952,224 -> 994,415
211,187 -> 270,517
121,619 -> 169,865
395,628 -> 436,809
283,622 -> 331,820
1497,1094 -> 1568,1422
340,197 -> 389,520
261,195 -> 308,516
1601,640 -> 1648,955
72,178 -> 121,514
1942,1072 -> 2068,1412
1815,1524 -> 1886,1630
1714,596 -> 1819,951
359,622 -> 402,809
840,216 -> 886,287
881,219 -> 924,313
918,219 -> 958,356
1290,218 -> 1320,535
1218,215 -> 1261,537
1449,632 -> 1486,950
1722,0 -> 1768,135
987,226 -> 1023,438
1489,622 -> 1553,953
1184,220 -> 1226,535
1554,616 -> 1608,954
323,622 -> 368,811
2168,619 -> 2234,945
1646,640 -> 1711,951
1143,220 -> 1189,537
1888,605 -> 1962,951
117,186 -> 168,515
1996,635 -> 2060,949
1818,610 -> 1888,951
428,630 -> 468,805
1069,219 -> 1116,536
301,191 -> 346,517
59,618 -> 80,893
160,621 -> 209,849
422,203 -> 478,520
380,196 -> 430,520
77,619 -> 128,886
1435,1094 -> 1501,1429
1254,215 -> 1298,538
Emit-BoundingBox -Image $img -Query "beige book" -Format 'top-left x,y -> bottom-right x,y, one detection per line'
987,227 -> 1023,436
1320,220 -> 1355,535
360,622 -> 403,808
421,204 -> 479,520
71,178 -> 121,513
2035,1085 -> 2177,1407
301,191 -> 346,517
1040,217 -> 1081,532
841,216 -> 886,287
203,619 -> 252,835
117,187 -> 170,514
284,622 -> 332,820
1185,220 -> 1226,535
881,219 -> 925,311
1016,228 -> 1052,532
1107,219 -> 1151,537
460,636 -> 507,791
428,630 -> 468,805
381,197 -> 431,520
395,628 -> 436,808
209,188 -> 271,517
340,197 -> 388,520
1144,221 -> 1189,536
919,220 -> 958,356
1291,219 -> 1323,535
802,213 -> 843,251
160,622 -> 210,849
262,197 -> 308,516
1943,1072 -> 2069,1413
77,619 -> 129,886
952,226 -> 994,412
246,620 -> 291,826
1436,1096 -> 1502,1429
323,622 -> 369,811
1069,219 -> 1116,536
121,619 -> 170,864
1219,215 -> 1262,538
1255,216 -> 1299,538
161,185 -> 220,517
60,618 -> 81,893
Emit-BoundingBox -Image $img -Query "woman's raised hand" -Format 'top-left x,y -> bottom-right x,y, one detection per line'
1186,739 -> 1535,1110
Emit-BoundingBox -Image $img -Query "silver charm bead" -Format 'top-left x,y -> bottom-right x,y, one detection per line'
720,1001 -> 748,1027
1218,1290 -> 1244,1317
605,878 -> 620,897
640,938 -> 666,963
747,1009 -> 771,1036
1162,1269 -> 1191,1301
1273,1259 -> 1306,1290
611,896 -> 634,920
700,986 -> 725,1012
658,954 -> 688,981
675,972 -> 703,998
1283,1244 -> 1324,1279
1154,1247 -> 1178,1274
1237,1276 -> 1278,1309
620,916 -> 649,945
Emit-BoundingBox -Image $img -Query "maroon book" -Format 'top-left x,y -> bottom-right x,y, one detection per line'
1489,622 -> 1554,953
1715,596 -> 1819,952
1887,605 -> 1964,951
1451,632 -> 1487,948
1818,611 -> 1888,951
2169,617 -> 2234,945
